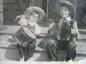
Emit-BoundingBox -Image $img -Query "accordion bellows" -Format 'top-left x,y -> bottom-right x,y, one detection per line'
14,27 -> 35,46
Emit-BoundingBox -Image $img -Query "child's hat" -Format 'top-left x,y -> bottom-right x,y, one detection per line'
24,6 -> 46,21
59,1 -> 76,19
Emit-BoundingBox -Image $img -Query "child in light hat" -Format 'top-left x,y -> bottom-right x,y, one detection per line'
14,6 -> 45,61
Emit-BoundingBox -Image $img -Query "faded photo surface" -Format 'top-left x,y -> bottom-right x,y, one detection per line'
0,0 -> 86,64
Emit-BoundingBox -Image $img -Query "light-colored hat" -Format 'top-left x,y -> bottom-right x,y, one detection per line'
24,6 -> 46,22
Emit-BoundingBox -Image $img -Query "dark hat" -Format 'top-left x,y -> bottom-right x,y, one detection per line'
24,6 -> 46,22
59,1 -> 76,19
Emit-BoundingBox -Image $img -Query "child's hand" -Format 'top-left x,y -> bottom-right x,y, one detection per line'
49,22 -> 55,29
57,35 -> 60,40
77,32 -> 81,39
71,28 -> 76,34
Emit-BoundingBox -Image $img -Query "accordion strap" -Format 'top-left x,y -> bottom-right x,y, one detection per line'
22,26 -> 36,39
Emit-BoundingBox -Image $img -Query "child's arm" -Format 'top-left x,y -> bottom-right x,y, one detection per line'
71,21 -> 80,39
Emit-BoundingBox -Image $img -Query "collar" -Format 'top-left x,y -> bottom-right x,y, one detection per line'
66,16 -> 71,21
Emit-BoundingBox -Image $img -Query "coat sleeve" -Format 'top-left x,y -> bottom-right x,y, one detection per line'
71,21 -> 80,38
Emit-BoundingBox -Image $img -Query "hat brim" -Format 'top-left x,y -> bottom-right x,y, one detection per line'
59,1 -> 76,19
24,6 -> 46,22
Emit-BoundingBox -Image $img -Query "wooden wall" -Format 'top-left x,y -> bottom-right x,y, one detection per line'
1,0 -> 86,28
0,0 -> 3,24
3,0 -> 47,25
3,0 -> 30,25
76,0 -> 86,28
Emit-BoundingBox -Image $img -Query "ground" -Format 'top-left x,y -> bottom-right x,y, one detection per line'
0,25 -> 86,64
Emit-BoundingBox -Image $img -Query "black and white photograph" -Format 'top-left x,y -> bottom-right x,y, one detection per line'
0,0 -> 86,64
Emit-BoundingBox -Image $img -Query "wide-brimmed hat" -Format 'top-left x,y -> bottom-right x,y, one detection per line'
59,1 -> 76,19
24,6 -> 46,22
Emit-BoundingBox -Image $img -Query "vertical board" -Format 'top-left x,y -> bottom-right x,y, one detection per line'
0,0 -> 3,24
76,0 -> 86,28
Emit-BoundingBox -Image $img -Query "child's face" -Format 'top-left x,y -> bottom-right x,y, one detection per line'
25,12 -> 39,23
60,6 -> 70,17
29,13 -> 39,23
26,12 -> 39,26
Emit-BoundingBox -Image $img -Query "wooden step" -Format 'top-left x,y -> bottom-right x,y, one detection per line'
0,47 -> 48,61
0,25 -> 86,61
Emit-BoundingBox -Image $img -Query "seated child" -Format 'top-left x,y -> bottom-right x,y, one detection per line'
14,6 -> 45,61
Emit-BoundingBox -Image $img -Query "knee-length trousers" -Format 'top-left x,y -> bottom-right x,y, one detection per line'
45,39 -> 76,61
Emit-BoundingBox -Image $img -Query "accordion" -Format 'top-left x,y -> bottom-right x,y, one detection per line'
14,27 -> 36,47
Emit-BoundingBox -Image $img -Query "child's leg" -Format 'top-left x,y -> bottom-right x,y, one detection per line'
23,47 -> 29,61
17,44 -> 24,59
28,40 -> 36,56
45,39 -> 57,61
24,40 -> 36,61
66,40 -> 76,61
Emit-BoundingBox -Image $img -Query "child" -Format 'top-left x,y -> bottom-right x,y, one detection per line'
57,1 -> 80,61
45,1 -> 80,61
14,6 -> 45,61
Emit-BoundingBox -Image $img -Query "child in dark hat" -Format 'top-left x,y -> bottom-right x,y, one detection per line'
44,1 -> 79,61
57,1 -> 80,61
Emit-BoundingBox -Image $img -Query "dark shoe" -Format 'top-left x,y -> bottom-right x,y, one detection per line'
48,57 -> 57,61
24,57 -> 28,61
24,56 -> 31,61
